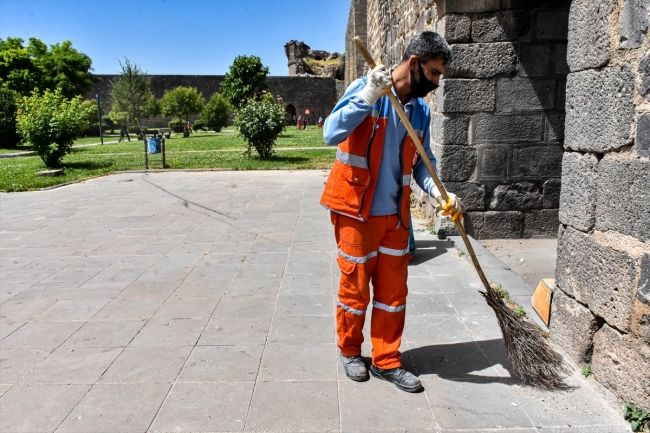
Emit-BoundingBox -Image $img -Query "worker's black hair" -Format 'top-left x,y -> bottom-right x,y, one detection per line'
401,31 -> 452,64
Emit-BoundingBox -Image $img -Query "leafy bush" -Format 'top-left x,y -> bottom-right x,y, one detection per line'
625,403 -> 649,432
16,88 -> 89,167
102,114 -> 116,133
159,86 -> 204,126
235,98 -> 285,160
192,119 -> 207,132
0,88 -> 20,147
128,125 -> 148,133
201,92 -> 229,132
221,55 -> 270,110
169,120 -> 184,133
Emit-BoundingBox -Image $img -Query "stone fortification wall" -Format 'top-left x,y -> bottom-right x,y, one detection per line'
345,0 -> 369,86
86,75 -> 338,127
363,0 -> 571,239
549,0 -> 649,409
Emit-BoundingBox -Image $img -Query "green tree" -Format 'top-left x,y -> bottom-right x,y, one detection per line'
0,38 -> 42,95
109,58 -> 155,138
201,92 -> 230,132
235,98 -> 286,160
159,86 -> 204,126
0,88 -> 21,147
221,55 -> 269,110
16,88 -> 89,167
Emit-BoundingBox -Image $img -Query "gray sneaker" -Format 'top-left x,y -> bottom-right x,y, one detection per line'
339,352 -> 369,382
369,364 -> 423,392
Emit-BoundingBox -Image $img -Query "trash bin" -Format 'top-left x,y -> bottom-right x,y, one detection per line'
147,137 -> 161,154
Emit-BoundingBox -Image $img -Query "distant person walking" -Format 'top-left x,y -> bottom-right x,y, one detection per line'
118,123 -> 131,142
318,116 -> 324,129
297,116 -> 302,130
292,115 -> 296,125
302,116 -> 307,130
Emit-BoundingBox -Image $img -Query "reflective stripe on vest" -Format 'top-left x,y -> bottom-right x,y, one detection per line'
337,298 -> 366,315
339,248 -> 378,264
378,245 -> 410,257
373,300 -> 406,313
336,148 -> 368,169
402,174 -> 411,186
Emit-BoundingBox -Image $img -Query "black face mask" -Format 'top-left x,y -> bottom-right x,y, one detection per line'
410,60 -> 438,99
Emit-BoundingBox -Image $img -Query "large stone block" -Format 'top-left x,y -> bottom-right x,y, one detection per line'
436,211 -> 484,239
477,144 -> 508,180
480,211 -> 524,239
556,227 -> 637,331
497,78 -> 556,112
444,181 -> 486,211
437,79 -> 495,113
639,254 -> 650,305
437,0 -> 500,15
619,0 -> 649,49
544,112 -> 565,142
595,156 -> 650,242
558,152 -> 598,232
446,43 -> 517,79
549,289 -> 599,363
566,0 -> 615,72
519,44 -> 550,77
542,178 -> 561,209
535,9 -> 570,40
489,182 -> 543,210
564,66 -> 635,152
436,14 -> 471,43
524,209 -> 560,238
640,52 -> 650,96
637,113 -> 650,158
433,144 -> 477,182
510,145 -> 564,179
471,10 -> 531,42
431,113 -> 470,145
472,113 -> 543,143
555,44 -> 569,75
592,324 -> 650,408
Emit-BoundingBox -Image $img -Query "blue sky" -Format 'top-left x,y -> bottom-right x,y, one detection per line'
0,0 -> 350,76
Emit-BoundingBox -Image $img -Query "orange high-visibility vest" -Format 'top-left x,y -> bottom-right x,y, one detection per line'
320,100 -> 425,229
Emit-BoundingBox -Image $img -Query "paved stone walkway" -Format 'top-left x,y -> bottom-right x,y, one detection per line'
0,171 -> 629,432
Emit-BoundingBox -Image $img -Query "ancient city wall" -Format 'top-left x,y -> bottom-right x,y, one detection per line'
345,0 -> 369,86
86,75 -> 338,127
549,0 -> 649,409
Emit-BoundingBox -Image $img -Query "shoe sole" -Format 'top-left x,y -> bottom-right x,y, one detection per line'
370,368 -> 423,393
345,372 -> 370,382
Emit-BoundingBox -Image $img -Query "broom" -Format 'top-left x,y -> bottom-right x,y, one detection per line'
353,36 -> 570,388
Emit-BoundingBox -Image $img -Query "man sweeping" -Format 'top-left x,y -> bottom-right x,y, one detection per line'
320,31 -> 463,393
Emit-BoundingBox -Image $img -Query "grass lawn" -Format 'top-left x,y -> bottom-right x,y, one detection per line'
0,128 -> 335,192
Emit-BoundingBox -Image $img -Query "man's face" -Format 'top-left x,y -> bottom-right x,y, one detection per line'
409,55 -> 446,86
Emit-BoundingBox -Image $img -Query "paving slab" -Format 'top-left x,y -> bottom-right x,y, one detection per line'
0,171 -> 628,432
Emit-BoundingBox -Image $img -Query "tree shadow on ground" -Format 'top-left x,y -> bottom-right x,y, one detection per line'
62,160 -> 113,170
409,239 -> 453,265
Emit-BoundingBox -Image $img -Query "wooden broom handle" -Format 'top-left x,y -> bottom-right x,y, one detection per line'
353,36 -> 492,293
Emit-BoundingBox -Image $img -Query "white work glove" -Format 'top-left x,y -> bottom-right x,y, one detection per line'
358,64 -> 393,107
430,186 -> 465,222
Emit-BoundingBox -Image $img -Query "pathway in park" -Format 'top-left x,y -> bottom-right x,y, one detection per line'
0,171 -> 629,432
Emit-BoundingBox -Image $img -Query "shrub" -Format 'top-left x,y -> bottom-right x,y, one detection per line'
0,88 -> 20,147
128,125 -> 148,133
192,119 -> 207,132
201,92 -> 229,132
16,88 -> 89,168
159,86 -> 204,127
102,114 -> 116,133
235,98 -> 285,160
169,120 -> 184,133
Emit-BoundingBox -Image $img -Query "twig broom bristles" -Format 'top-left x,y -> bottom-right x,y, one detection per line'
353,36 -> 570,388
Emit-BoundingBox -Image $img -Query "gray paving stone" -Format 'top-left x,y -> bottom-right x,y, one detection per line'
227,276 -> 282,296
245,380 -> 339,432
339,378 -> 434,431
0,348 -> 51,384
149,381 -> 253,433
12,282 -> 76,301
462,313 -> 504,340
0,299 -> 57,322
268,315 -> 336,345
0,383 -> 11,397
444,292 -> 494,315
152,296 -> 219,320
178,345 -> 264,382
57,382 -> 170,432
406,294 -> 455,315
281,275 -> 334,295
129,318 -> 208,347
198,317 -> 271,346
213,295 -> 277,318
22,347 -> 122,384
34,299 -> 110,322
407,276 -> 442,294
92,298 -> 163,321
61,320 -> 145,348
406,340 -> 500,380
423,378 -> 532,430
275,294 -> 334,316
0,384 -> 90,432
1,321 -> 84,349
99,345 -> 192,383
0,321 -> 24,340
115,278 -> 181,299
402,315 -> 474,345
260,343 -> 337,381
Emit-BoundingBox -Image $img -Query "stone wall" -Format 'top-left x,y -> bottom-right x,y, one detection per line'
549,0 -> 650,409
361,0 -> 571,239
85,75 -> 338,127
345,0 -> 369,86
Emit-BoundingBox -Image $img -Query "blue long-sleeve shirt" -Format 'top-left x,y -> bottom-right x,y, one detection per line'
324,78 -> 438,216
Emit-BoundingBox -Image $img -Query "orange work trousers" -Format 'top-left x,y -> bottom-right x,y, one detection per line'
332,212 -> 410,369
